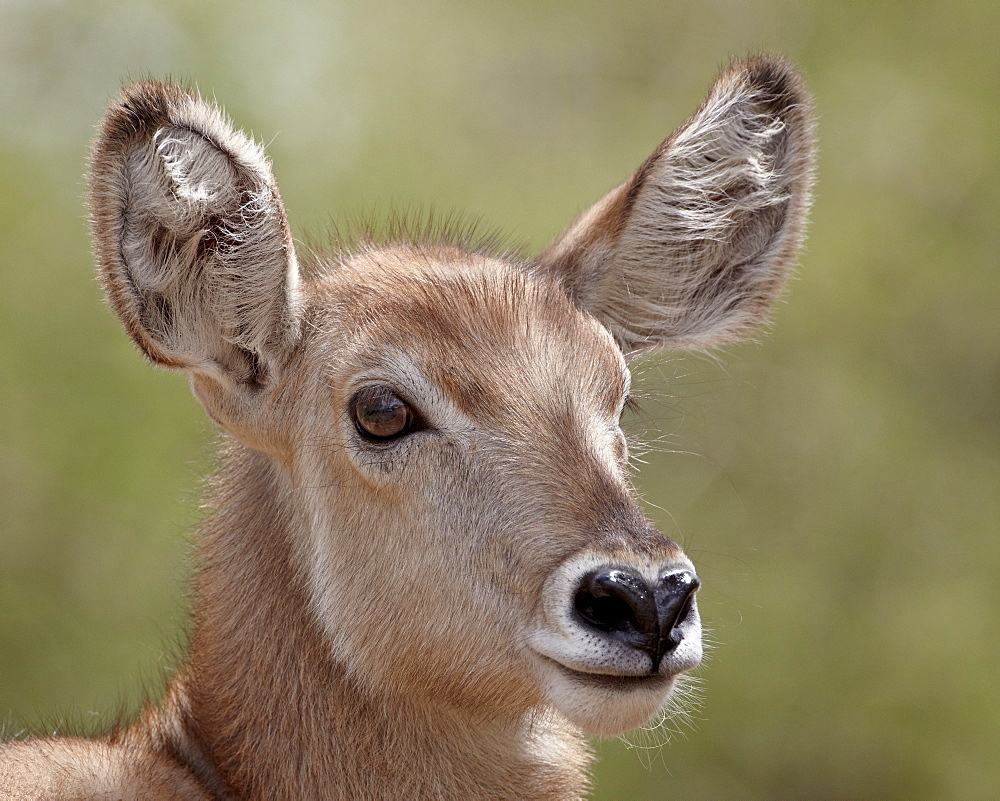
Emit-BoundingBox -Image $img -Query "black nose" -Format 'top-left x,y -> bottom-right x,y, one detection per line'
573,568 -> 700,671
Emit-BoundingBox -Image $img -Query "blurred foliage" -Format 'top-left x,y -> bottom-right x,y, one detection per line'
1,1 -> 997,798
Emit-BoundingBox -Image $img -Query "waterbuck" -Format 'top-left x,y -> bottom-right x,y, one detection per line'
1,56 -> 813,799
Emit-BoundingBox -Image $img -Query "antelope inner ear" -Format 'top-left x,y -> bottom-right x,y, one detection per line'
539,56 -> 815,356
89,80 -> 301,383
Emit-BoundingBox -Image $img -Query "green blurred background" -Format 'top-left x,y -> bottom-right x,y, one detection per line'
1,1 -> 997,798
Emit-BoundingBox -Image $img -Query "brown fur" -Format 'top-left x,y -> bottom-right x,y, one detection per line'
1,57 -> 814,799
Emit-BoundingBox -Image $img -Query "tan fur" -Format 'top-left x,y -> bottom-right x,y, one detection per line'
1,57 -> 814,799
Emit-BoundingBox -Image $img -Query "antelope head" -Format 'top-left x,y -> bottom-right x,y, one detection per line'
89,56 -> 813,741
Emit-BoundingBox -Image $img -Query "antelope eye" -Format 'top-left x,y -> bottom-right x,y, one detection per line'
350,385 -> 416,441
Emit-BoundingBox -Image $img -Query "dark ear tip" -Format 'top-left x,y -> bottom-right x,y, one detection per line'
118,79 -> 193,111
94,81 -> 198,160
725,54 -> 814,120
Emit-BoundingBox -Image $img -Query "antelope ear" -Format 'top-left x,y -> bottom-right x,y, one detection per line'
539,56 -> 815,355
89,81 -> 301,386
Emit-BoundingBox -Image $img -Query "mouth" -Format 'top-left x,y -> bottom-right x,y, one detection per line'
531,648 -> 683,736
527,555 -> 703,736
539,654 -> 671,693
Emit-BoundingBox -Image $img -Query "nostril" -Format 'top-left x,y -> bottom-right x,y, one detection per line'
569,567 -> 701,672
656,571 -> 700,645
575,592 -> 633,633
573,569 -> 658,644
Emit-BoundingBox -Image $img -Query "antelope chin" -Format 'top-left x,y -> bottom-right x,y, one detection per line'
533,655 -> 678,737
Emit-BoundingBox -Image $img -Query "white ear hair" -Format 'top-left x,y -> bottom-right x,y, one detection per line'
539,56 -> 815,355
90,81 -> 300,384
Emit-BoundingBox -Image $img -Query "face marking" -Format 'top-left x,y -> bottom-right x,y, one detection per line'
340,349 -> 480,443
320,252 -> 632,446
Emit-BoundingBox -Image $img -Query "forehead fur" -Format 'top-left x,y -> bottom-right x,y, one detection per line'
303,244 -> 629,426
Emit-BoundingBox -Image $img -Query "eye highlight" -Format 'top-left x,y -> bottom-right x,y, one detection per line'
350,385 -> 417,441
